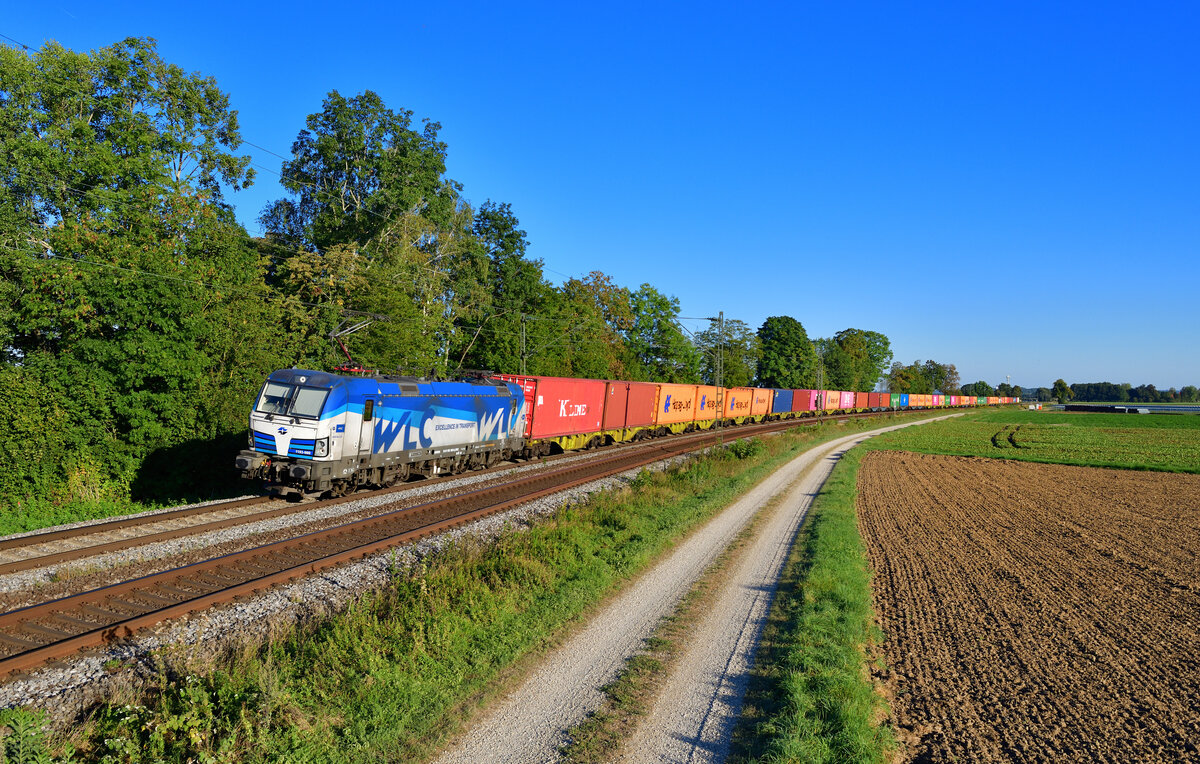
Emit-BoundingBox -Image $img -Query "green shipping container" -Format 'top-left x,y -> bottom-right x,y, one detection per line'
977,396 -> 987,405
889,393 -> 901,407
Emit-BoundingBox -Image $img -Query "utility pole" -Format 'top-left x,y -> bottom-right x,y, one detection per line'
815,345 -> 825,415
520,313 -> 527,375
716,311 -> 724,443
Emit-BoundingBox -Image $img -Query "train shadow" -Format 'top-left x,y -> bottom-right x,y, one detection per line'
130,430 -> 256,505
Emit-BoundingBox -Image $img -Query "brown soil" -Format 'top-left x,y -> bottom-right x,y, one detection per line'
857,451 -> 1200,763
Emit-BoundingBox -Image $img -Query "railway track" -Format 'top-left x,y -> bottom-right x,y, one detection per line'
0,412 -> 887,678
0,444 -> 596,578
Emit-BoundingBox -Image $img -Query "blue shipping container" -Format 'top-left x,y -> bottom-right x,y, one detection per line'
772,388 -> 793,414
899,393 -> 910,408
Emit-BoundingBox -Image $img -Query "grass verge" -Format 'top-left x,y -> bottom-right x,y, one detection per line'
731,445 -> 894,764
18,414 -> 932,762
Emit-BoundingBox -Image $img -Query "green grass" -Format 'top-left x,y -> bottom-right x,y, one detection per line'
0,497 -> 175,538
733,445 -> 892,764
867,409 -> 1200,472
30,415 -> 933,763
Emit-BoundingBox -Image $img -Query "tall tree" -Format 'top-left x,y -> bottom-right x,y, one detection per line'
550,271 -> 637,379
0,37 -> 286,501
626,284 -> 701,383
695,318 -> 759,387
260,90 -> 486,375
833,328 -> 893,391
961,380 -> 996,397
1052,378 -> 1074,403
454,201 -> 553,375
921,360 -> 959,394
816,337 -> 857,390
755,315 -> 817,389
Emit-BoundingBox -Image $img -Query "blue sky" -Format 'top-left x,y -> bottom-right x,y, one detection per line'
5,2 -> 1198,389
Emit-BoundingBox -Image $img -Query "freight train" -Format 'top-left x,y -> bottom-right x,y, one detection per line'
235,368 -> 1018,496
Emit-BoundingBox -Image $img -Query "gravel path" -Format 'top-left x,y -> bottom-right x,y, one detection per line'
434,416 -> 956,764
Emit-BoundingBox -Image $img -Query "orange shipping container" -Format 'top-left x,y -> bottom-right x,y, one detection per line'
724,387 -> 755,418
854,392 -> 869,409
654,384 -> 699,425
696,385 -> 722,421
824,391 -> 840,411
751,388 -> 772,417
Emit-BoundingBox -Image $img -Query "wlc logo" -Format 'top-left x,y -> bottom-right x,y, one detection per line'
277,426 -> 288,435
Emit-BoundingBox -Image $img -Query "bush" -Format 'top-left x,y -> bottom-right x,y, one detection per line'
728,438 -> 763,460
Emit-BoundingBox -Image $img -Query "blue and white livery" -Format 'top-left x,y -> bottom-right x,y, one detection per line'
236,369 -> 527,496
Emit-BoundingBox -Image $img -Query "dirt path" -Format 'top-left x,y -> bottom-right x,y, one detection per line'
434,417 -> 953,764
858,451 -> 1200,762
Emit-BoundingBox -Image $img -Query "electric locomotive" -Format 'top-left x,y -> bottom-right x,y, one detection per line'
235,369 -> 527,496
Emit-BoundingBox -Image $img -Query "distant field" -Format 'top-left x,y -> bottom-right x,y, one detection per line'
867,410 -> 1200,472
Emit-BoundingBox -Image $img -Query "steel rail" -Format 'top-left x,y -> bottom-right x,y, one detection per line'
0,445 -> 591,575
0,415 -> 811,575
0,419 -> 813,677
0,497 -> 273,553
0,409 -> 915,677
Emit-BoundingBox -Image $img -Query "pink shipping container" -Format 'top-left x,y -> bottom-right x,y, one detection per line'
793,389 -> 818,412
932,394 -> 943,406
724,387 -> 755,418
602,381 -> 659,430
496,375 -> 606,439
840,391 -> 857,409
751,388 -> 772,417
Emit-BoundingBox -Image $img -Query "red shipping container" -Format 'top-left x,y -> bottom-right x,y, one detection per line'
751,388 -> 772,417
724,387 -> 755,418
854,392 -> 869,409
495,374 -> 606,439
603,381 -> 659,430
793,389 -> 818,412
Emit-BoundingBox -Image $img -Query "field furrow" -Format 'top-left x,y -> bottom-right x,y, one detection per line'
858,451 -> 1200,762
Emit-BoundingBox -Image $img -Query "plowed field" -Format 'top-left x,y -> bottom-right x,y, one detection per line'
857,451 -> 1200,763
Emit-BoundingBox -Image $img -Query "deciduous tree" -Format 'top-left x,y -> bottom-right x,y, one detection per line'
754,316 -> 817,389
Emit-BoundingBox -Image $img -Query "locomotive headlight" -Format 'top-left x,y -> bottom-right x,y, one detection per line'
314,437 -> 329,457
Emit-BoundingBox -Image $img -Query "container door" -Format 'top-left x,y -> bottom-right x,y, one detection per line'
358,399 -> 376,455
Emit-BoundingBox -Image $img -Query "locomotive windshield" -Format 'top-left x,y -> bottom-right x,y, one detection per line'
255,382 -> 328,419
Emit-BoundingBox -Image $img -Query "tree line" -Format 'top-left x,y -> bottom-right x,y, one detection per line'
2,37 -> 973,508
1055,382 -> 1198,404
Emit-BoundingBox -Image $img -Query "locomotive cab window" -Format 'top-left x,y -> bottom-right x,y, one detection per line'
291,387 -> 328,418
255,383 -> 329,420
363,400 -> 374,422
256,382 -> 293,415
